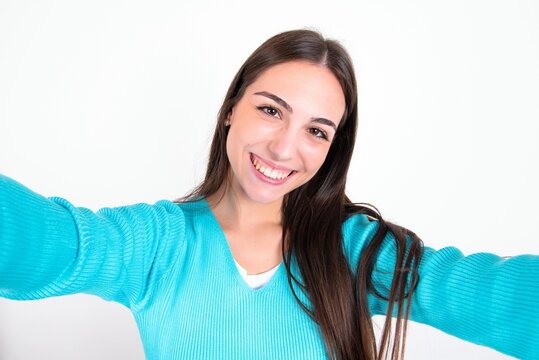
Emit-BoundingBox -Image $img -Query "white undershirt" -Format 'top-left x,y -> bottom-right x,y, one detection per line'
233,259 -> 280,289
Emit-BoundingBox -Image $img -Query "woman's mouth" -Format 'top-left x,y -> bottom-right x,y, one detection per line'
250,153 -> 296,182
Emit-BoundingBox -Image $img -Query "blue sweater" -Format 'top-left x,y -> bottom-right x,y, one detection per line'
1,174 -> 538,359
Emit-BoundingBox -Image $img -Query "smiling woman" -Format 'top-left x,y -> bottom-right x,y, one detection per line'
1,29 -> 539,360
185,31 -> 423,359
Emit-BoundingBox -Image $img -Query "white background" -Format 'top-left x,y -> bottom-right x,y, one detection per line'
1,0 -> 538,359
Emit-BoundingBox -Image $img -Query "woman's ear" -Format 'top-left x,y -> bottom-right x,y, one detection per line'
225,108 -> 234,126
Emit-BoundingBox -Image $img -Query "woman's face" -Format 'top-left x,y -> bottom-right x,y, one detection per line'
226,60 -> 346,205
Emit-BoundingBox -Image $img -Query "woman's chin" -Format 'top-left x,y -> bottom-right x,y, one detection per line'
245,192 -> 285,205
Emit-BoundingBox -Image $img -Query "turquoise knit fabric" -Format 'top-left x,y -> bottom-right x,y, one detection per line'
1,174 -> 538,359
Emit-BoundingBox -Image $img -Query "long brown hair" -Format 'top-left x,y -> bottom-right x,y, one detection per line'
180,29 -> 423,360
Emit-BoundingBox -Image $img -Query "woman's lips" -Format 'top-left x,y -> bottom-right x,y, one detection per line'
250,153 -> 296,184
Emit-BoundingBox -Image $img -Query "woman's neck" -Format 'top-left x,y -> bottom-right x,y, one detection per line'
206,182 -> 284,274
206,183 -> 282,231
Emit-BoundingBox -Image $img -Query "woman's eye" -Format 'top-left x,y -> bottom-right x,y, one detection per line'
257,106 -> 281,118
309,128 -> 329,141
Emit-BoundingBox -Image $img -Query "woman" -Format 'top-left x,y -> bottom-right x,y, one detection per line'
0,29 -> 538,360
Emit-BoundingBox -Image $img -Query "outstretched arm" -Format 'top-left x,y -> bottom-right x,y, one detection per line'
343,214 -> 539,359
0,174 -> 186,308
409,247 -> 539,359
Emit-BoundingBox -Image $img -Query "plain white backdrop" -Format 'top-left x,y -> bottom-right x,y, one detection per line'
1,0 -> 538,359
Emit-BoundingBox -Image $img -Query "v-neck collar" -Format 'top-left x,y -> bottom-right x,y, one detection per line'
198,198 -> 284,294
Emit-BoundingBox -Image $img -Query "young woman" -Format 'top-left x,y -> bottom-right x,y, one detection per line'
1,29 -> 538,360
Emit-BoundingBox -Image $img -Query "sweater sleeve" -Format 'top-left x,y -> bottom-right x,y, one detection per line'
343,214 -> 539,359
0,174 -> 186,308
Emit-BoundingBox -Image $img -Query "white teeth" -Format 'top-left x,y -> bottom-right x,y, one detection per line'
251,155 -> 292,180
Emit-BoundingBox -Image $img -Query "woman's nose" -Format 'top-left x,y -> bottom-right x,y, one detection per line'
268,127 -> 297,162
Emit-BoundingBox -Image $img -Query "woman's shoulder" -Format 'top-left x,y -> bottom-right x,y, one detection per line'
341,212 -> 381,269
172,197 -> 216,228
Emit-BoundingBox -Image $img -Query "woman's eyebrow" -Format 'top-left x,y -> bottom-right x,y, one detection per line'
311,118 -> 337,131
254,91 -> 293,112
254,90 -> 337,130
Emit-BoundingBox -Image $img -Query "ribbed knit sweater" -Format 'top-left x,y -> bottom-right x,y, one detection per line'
1,174 -> 538,359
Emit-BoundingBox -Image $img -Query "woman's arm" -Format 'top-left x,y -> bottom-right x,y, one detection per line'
0,174 -> 186,308
407,247 -> 539,359
343,214 -> 539,359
